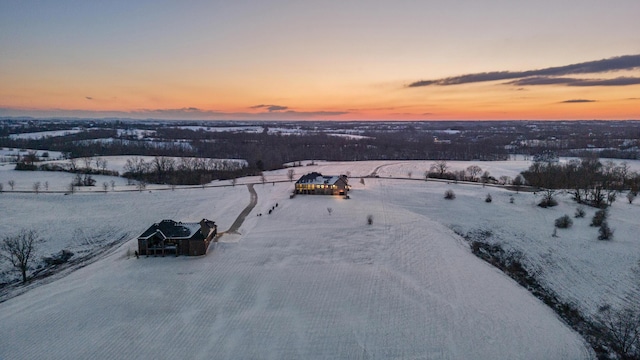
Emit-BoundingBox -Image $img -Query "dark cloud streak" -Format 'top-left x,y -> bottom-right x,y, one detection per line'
509,76 -> 640,87
560,99 -> 597,103
408,54 -> 640,87
250,104 -> 289,112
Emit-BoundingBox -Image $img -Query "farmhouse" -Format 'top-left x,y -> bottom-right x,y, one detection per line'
295,172 -> 349,195
137,219 -> 217,257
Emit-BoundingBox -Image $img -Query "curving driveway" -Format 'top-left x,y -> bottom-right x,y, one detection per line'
221,184 -> 258,236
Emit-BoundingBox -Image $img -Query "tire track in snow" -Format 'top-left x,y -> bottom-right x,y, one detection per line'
368,162 -> 405,178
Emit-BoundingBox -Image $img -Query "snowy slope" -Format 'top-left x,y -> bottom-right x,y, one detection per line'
0,177 -> 593,359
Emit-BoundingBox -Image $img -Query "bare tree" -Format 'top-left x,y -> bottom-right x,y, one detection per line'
95,157 -> 108,172
499,175 -> 510,185
407,171 -> 412,178
231,178 -> 237,187
8,179 -> 15,191
597,305 -> 640,359
0,229 -> 39,283
110,180 -> 116,190
152,156 -> 175,183
82,156 -> 93,170
538,188 -> 558,208
103,182 -> 109,192
287,169 -> 295,182
260,173 -> 267,185
327,207 -> 333,215
0,183 -> 3,192
32,181 -> 41,194
23,151 -> 38,165
367,214 -> 373,225
466,165 -> 482,181
44,181 -> 49,191
124,157 -> 149,177
67,182 -> 76,194
137,181 -> 147,192
68,158 -> 78,172
430,160 -> 449,177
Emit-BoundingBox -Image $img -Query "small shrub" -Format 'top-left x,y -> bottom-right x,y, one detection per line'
367,214 -> 373,225
598,221 -> 614,240
574,206 -> 586,218
538,197 -> 558,208
591,209 -> 607,227
627,191 -> 637,204
485,193 -> 492,203
444,189 -> 456,200
509,196 -> 514,204
554,215 -> 573,229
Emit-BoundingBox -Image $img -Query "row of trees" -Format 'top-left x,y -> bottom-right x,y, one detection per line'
122,156 -> 255,185
424,160 -> 506,186
522,156 -> 640,208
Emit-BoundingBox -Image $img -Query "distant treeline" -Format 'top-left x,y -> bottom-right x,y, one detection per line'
0,126 -> 510,171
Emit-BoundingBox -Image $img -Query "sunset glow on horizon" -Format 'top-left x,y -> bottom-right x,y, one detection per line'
1,1 -> 639,121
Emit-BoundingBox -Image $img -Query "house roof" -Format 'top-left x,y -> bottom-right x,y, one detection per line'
296,172 -> 345,185
138,219 -> 204,241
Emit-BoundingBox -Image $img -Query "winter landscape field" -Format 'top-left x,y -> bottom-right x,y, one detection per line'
1,155 -> 639,359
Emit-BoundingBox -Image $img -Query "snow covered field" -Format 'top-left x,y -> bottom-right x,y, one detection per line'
1,158 -> 639,358
8,129 -> 88,140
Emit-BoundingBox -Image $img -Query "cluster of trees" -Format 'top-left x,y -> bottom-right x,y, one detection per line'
122,156 -> 256,185
425,161 -> 499,185
38,157 -> 119,177
521,156 -> 639,208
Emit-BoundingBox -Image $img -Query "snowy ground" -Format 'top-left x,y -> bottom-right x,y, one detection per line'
8,129 -> 88,140
2,158 -> 639,358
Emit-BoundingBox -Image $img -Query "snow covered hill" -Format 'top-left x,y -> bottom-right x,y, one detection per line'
0,161 -> 601,359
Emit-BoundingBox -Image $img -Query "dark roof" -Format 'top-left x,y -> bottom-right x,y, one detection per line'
296,172 -> 346,185
138,220 -> 204,241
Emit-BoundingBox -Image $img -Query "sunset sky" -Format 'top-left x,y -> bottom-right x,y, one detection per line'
1,1 -> 639,121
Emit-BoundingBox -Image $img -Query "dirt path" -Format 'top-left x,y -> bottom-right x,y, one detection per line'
221,184 -> 258,236
368,162 -> 405,177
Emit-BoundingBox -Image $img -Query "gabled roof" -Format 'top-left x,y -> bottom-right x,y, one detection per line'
296,172 -> 346,185
138,219 -> 203,241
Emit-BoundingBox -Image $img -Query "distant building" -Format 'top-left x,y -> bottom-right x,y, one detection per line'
295,172 -> 349,195
137,219 -> 217,257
